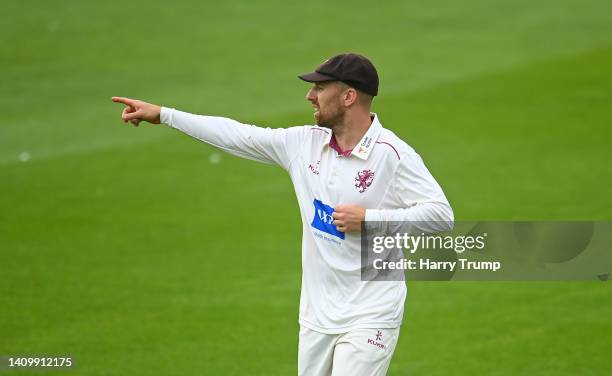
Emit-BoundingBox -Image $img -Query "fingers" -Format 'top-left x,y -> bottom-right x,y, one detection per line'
120,107 -> 142,126
332,211 -> 346,231
114,97 -> 145,127
123,109 -> 143,121
116,97 -> 140,126
111,96 -> 136,106
121,106 -> 136,123
332,207 -> 363,233
333,218 -> 346,230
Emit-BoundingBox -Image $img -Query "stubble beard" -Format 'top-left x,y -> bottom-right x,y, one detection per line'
315,107 -> 345,130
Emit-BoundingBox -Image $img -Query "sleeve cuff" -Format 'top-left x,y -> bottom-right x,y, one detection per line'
160,107 -> 175,126
365,209 -> 383,222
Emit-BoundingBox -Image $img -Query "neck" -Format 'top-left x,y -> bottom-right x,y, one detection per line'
332,108 -> 373,152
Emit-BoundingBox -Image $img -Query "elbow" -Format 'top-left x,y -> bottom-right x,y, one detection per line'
445,205 -> 455,232
413,200 -> 454,233
437,201 -> 454,232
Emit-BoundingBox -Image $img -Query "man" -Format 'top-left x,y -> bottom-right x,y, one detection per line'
112,53 -> 453,375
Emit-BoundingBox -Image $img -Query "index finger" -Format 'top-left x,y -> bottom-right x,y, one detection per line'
111,96 -> 136,106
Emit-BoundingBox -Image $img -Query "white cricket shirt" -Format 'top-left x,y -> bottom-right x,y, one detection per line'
160,107 -> 454,334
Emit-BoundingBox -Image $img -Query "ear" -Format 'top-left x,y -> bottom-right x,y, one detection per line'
343,87 -> 358,107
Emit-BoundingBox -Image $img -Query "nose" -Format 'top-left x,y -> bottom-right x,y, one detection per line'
306,87 -> 316,102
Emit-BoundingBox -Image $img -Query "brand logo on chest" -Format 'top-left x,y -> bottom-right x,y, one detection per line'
355,169 -> 375,193
311,199 -> 345,240
308,160 -> 320,175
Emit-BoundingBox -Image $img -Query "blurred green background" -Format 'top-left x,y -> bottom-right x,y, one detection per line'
1,0 -> 611,375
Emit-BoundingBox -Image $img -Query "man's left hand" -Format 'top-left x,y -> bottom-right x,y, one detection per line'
332,205 -> 366,233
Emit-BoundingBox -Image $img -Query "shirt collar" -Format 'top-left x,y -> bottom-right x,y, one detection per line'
329,134 -> 351,157
316,113 -> 383,160
350,113 -> 383,160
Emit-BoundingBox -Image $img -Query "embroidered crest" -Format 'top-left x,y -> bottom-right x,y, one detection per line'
355,169 -> 375,193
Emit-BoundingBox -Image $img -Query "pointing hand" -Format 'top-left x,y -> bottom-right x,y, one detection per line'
111,96 -> 162,126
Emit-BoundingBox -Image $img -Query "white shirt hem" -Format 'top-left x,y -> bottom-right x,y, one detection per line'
299,317 -> 402,335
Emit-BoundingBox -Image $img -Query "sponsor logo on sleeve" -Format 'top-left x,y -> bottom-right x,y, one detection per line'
311,199 -> 345,240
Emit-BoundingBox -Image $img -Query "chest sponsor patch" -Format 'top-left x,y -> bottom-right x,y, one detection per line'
311,199 -> 345,240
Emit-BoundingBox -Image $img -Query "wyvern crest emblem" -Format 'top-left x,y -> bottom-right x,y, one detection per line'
355,169 -> 375,193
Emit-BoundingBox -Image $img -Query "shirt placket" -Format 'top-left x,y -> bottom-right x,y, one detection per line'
327,152 -> 350,204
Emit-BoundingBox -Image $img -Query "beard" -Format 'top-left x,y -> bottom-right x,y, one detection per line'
315,106 -> 345,129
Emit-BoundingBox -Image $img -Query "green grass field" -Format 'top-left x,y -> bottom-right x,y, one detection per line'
1,0 -> 611,375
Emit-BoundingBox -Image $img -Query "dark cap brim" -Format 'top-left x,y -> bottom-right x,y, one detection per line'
298,71 -> 337,83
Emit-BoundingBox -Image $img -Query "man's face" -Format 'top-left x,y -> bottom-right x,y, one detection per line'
306,81 -> 346,128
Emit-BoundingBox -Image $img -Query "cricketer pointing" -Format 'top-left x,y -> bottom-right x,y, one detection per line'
112,53 -> 453,375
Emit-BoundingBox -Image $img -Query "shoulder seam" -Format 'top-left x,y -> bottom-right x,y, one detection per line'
375,141 -> 401,160
309,127 -> 330,134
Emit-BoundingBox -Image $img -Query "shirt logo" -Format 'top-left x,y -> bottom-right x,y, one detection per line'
311,199 -> 345,239
308,160 -> 320,175
367,330 -> 387,350
360,136 -> 372,149
355,169 -> 375,193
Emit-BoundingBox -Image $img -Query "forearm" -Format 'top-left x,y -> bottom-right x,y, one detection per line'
160,107 -> 300,167
365,201 -> 454,234
161,107 -> 262,159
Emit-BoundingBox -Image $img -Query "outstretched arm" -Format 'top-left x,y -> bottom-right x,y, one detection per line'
111,96 -> 305,170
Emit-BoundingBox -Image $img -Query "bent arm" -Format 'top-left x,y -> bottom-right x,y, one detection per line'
365,152 -> 454,234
